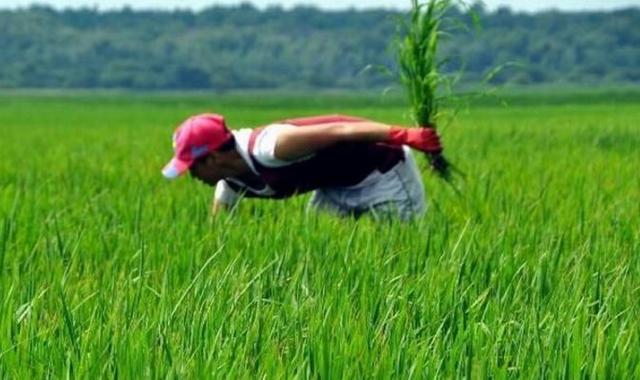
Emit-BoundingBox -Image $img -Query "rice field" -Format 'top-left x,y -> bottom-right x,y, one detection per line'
0,90 -> 638,378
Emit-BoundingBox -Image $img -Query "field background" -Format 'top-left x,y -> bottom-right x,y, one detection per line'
0,89 -> 638,378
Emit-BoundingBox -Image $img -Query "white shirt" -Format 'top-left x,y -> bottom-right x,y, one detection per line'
215,124 -> 312,206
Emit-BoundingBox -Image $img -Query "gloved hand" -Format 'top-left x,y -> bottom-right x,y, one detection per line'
387,126 -> 442,154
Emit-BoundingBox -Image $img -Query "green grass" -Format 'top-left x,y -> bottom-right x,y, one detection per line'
0,89 -> 639,378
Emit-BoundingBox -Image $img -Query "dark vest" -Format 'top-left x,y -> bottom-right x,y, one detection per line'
226,114 -> 405,199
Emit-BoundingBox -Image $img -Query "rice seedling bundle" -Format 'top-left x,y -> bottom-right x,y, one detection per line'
396,0 -> 459,179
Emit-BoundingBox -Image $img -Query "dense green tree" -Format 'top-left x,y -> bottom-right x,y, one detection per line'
0,5 -> 637,89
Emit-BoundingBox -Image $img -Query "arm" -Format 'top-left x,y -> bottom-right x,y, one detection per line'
274,121 -> 442,161
211,180 -> 240,215
274,121 -> 389,161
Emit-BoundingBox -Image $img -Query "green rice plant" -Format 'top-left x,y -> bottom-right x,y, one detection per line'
396,0 -> 463,180
0,91 -> 639,378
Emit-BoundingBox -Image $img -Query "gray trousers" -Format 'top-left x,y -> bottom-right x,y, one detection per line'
309,147 -> 426,220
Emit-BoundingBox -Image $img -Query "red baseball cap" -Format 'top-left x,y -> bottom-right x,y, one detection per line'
162,114 -> 233,179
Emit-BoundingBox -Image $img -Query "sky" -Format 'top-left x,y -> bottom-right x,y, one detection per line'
0,0 -> 638,12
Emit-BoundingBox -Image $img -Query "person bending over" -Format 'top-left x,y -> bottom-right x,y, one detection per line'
162,114 -> 442,220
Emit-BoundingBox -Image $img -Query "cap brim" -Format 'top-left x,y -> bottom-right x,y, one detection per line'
162,158 -> 191,179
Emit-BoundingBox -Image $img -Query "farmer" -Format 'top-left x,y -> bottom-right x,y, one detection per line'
162,114 -> 443,220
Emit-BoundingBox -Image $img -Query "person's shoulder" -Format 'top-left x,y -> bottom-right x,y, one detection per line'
252,124 -> 313,168
232,127 -> 253,154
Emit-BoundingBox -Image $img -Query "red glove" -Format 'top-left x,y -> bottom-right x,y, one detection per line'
387,127 -> 442,154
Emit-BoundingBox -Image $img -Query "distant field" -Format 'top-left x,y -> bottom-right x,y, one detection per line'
0,90 -> 638,378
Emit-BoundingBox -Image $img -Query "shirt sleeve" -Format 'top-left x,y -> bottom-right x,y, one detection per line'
252,123 -> 314,168
214,179 -> 240,206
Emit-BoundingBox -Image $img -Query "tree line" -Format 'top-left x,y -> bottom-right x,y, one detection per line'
0,4 -> 638,90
